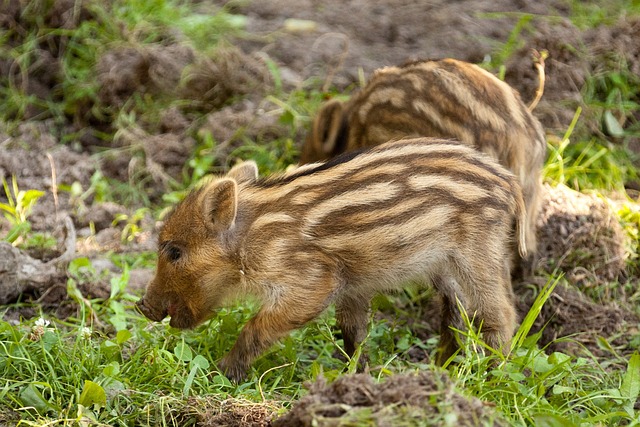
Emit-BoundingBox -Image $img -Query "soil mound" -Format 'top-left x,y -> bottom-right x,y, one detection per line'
515,279 -> 638,357
272,371 -> 507,426
536,184 -> 628,285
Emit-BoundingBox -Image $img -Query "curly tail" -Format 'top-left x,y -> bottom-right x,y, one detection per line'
514,183 -> 528,258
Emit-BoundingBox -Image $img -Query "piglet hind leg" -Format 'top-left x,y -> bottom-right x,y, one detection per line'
472,289 -> 516,359
335,292 -> 372,370
218,278 -> 340,382
471,261 -> 517,359
435,291 -> 467,366
434,272 -> 516,365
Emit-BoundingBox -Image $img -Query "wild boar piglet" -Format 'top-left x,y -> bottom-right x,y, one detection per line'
137,137 -> 527,382
300,58 -> 545,261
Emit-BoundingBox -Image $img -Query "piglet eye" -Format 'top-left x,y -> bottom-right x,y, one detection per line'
165,245 -> 182,262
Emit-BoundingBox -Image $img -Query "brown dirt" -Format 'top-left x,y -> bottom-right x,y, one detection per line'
514,278 -> 639,358
536,183 -> 628,286
272,370 -> 507,426
504,18 -> 590,131
219,0 -> 567,89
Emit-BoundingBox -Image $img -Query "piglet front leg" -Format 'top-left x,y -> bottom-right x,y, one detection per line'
218,278 -> 338,382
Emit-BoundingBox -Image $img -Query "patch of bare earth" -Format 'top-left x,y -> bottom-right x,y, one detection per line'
515,278 -> 638,358
217,0 -> 569,88
536,183 -> 628,286
185,396 -> 282,427
272,371 -> 507,426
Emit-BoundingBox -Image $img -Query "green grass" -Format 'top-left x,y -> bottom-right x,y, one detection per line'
2,268 -> 639,425
569,0 -> 640,29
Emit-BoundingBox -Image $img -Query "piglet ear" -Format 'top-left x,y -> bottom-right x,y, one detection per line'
227,160 -> 258,184
201,178 -> 238,231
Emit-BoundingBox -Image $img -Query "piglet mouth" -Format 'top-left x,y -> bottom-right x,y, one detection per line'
135,296 -> 168,322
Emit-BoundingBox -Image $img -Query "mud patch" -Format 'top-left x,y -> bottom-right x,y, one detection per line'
273,371 -> 507,426
222,0 -> 569,89
515,278 -> 639,357
505,18 -> 590,131
197,99 -> 290,163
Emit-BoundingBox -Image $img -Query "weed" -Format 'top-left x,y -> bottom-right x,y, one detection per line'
112,207 -> 150,243
1,176 -> 44,244
570,0 -> 640,29
448,274 -> 640,426
479,13 -> 535,74
225,87 -> 343,175
20,232 -> 58,251
544,107 -> 637,191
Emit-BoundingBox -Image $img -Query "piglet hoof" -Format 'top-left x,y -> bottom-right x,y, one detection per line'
333,350 -> 369,373
218,357 -> 248,383
355,354 -> 369,373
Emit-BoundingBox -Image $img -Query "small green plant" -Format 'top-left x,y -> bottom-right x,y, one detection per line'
570,0 -> 640,29
0,176 -> 45,244
112,207 -> 150,243
448,274 -> 640,425
186,131 -> 218,186
225,85 -> 340,175
543,107 -> 637,191
479,13 -> 535,74
229,137 -> 299,176
20,232 -> 58,252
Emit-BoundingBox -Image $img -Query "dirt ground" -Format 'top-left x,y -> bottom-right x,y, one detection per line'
272,371 -> 508,426
1,0 -> 640,425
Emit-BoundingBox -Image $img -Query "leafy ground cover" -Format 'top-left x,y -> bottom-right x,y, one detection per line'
1,0 -> 640,425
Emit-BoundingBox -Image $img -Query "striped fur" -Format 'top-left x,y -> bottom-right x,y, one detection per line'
300,58 -> 546,259
137,138 -> 526,382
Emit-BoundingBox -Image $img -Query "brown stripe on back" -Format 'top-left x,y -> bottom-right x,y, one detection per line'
254,139 -> 464,188
309,186 -> 510,234
405,62 -> 516,130
249,140 -> 515,215
363,76 -> 482,137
